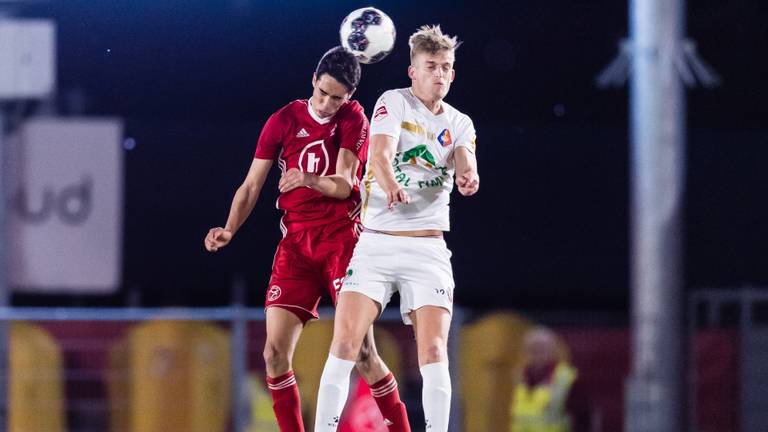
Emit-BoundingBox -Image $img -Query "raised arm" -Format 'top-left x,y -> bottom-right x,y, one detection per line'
454,146 -> 479,196
369,134 -> 410,208
204,157 -> 273,252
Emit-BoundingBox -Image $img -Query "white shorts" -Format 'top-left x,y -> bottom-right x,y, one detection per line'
340,231 -> 454,325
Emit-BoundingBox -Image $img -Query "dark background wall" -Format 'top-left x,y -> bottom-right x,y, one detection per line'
10,0 -> 768,311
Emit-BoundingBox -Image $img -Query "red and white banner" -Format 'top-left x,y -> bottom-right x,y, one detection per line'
6,118 -> 123,293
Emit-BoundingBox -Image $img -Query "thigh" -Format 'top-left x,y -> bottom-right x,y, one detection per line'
339,232 -> 398,311
318,225 -> 359,304
265,306 -> 304,354
330,291 -> 381,360
397,237 -> 455,324
410,305 -> 452,367
266,235 -> 324,322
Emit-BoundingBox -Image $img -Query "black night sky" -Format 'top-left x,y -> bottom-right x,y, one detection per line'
11,0 -> 768,312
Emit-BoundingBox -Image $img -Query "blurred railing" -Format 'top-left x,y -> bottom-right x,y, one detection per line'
689,287 -> 768,432
0,303 -> 433,432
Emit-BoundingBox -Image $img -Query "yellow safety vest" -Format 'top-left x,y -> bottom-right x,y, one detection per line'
510,362 -> 577,432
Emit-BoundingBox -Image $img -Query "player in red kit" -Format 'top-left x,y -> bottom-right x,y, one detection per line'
204,47 -> 410,432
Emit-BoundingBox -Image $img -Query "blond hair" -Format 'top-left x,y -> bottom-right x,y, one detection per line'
408,25 -> 460,62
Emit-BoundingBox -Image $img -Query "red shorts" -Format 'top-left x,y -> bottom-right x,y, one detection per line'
265,219 -> 359,323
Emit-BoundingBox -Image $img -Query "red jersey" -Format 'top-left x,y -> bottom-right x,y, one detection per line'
254,99 -> 369,234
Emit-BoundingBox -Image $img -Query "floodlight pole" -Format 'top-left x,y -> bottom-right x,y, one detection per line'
0,107 -> 8,432
625,0 -> 686,431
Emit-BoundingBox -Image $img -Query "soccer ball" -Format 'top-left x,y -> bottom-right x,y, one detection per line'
339,7 -> 396,64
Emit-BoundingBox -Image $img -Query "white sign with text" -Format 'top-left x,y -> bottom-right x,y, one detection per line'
6,118 -> 123,293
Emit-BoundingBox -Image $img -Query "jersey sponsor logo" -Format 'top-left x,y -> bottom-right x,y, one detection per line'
437,128 -> 452,147
268,285 -> 282,301
296,128 -> 309,138
395,145 -> 450,189
373,105 -> 388,121
402,144 -> 437,167
298,140 -> 330,175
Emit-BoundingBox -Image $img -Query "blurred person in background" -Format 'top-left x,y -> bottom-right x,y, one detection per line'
510,327 -> 591,432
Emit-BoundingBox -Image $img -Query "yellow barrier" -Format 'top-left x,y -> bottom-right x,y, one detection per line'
113,320 -> 231,432
9,322 -> 66,432
460,313 -> 532,432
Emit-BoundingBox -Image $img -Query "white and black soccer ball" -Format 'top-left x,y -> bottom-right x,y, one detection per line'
339,7 -> 396,64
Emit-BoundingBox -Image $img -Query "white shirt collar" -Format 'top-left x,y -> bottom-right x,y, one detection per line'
307,99 -> 332,125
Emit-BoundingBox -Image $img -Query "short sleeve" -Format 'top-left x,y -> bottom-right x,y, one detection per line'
338,102 -> 370,163
454,115 -> 477,154
369,90 -> 406,140
253,111 -> 288,160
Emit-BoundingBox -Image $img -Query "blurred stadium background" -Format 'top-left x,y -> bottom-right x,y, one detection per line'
0,0 -> 766,431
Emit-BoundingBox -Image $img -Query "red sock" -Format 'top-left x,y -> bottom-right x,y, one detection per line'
369,373 -> 411,432
267,370 -> 305,432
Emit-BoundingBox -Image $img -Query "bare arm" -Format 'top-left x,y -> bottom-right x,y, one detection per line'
454,146 -> 479,196
369,134 -> 410,208
204,158 -> 273,251
277,148 -> 360,199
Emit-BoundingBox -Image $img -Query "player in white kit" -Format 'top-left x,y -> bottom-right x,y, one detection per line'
314,25 -> 479,432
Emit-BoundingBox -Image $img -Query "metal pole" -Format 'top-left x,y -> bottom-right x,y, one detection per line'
0,108 -> 8,432
231,276 -> 249,432
625,0 -> 686,431
0,109 -> 11,432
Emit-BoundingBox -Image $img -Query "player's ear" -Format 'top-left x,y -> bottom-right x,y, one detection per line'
450,69 -> 456,82
312,73 -> 317,87
407,65 -> 415,80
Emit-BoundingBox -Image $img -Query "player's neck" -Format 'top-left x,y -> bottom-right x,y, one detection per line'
410,87 -> 444,115
307,99 -> 333,124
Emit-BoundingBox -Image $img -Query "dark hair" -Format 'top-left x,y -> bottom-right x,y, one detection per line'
315,46 -> 361,92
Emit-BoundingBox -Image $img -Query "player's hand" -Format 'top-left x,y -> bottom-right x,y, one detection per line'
279,168 -> 316,193
204,227 -> 233,252
456,172 -> 479,196
387,187 -> 410,209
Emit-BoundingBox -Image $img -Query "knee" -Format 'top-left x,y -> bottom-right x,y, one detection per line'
355,343 -> 382,375
263,343 -> 290,372
421,339 -> 448,364
331,339 -> 362,361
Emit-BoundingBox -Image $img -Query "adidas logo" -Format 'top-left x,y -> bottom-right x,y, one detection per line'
384,419 -> 394,426
296,128 -> 309,138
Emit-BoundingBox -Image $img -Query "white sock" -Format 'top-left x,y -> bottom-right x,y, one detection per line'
314,354 -> 355,431
421,362 -> 452,432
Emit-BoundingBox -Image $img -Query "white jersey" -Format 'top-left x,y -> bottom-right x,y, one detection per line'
361,88 -> 476,231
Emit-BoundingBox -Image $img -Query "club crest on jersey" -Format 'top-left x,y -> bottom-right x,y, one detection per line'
437,129 -> 452,147
268,285 -> 282,301
373,105 -> 388,121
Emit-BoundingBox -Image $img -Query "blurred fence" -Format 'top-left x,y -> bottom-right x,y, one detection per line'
0,301 -> 745,432
0,305 -> 440,432
690,287 -> 768,432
